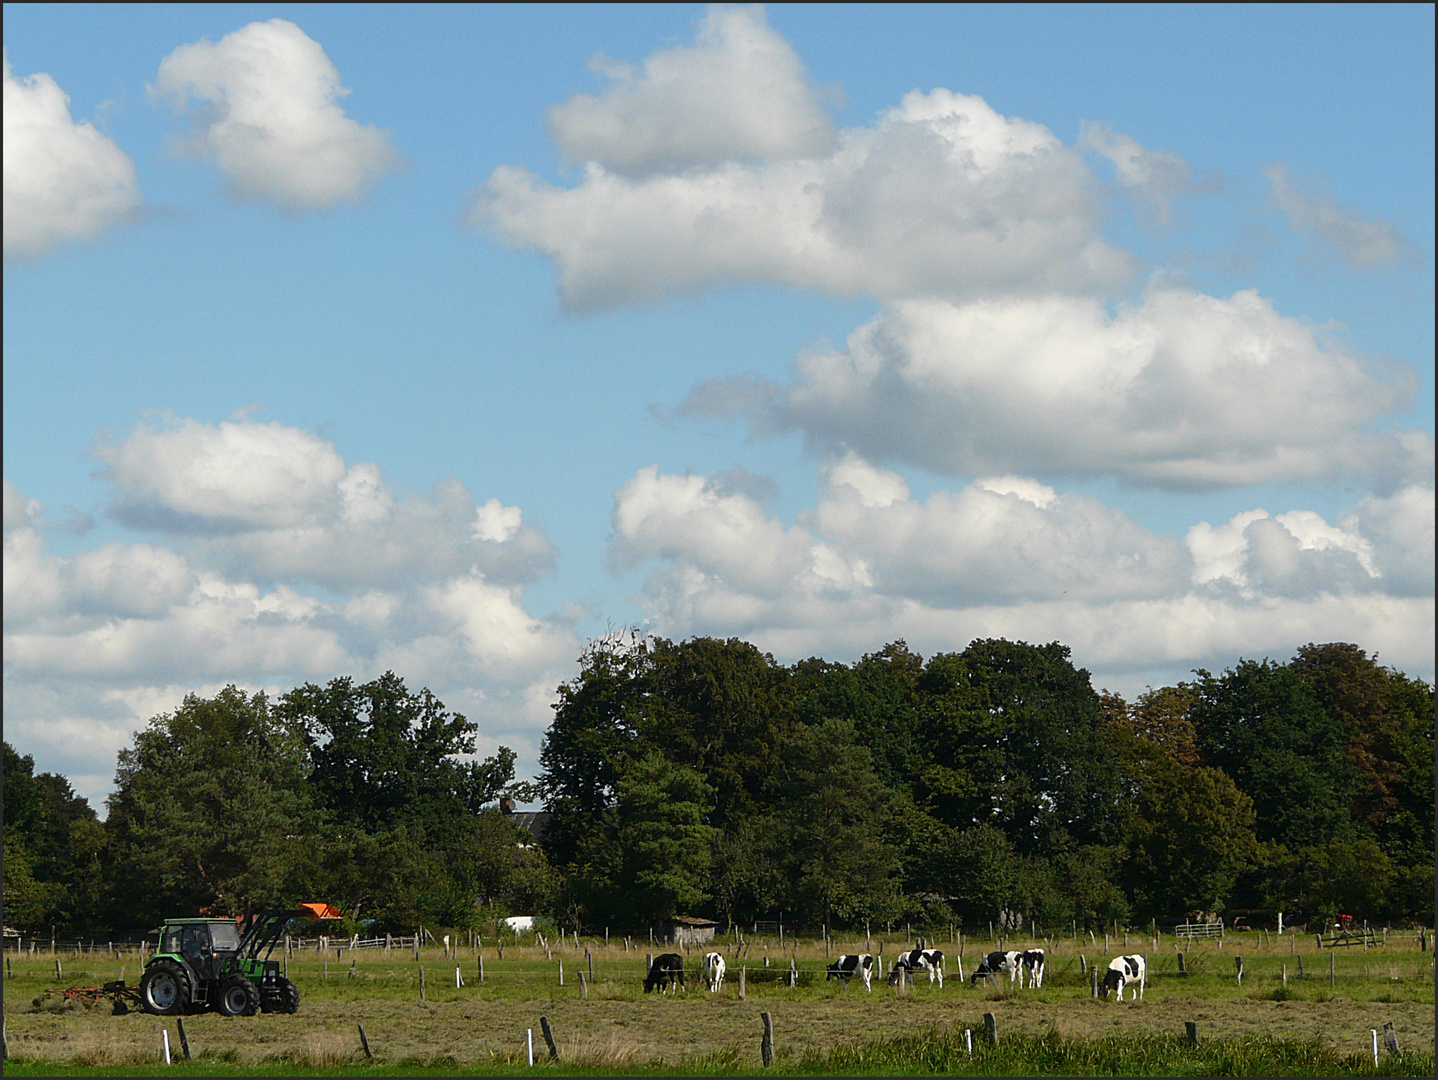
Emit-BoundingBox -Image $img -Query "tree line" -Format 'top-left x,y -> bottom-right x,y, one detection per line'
3,637 -> 1431,938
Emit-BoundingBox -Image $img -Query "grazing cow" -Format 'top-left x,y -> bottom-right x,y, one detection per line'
1101,955 -> 1146,1002
644,952 -> 686,994
1020,948 -> 1046,988
969,950 -> 1022,988
826,953 -> 874,991
703,951 -> 726,992
887,948 -> 944,988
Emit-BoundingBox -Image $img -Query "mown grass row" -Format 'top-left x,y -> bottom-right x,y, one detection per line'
3,1027 -> 1434,1076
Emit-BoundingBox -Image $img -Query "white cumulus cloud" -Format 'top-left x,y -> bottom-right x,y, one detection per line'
548,4 -> 836,175
150,19 -> 399,211
93,416 -> 556,591
682,286 -> 1429,490
3,459 -> 579,810
477,84 -> 1131,309
95,415 -> 349,531
3,50 -> 141,261
603,461 -> 1434,695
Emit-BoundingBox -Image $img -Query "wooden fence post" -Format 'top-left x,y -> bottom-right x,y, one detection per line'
176,1017 -> 191,1060
1235,956 -> 1243,985
1176,952 -> 1186,976
558,960 -> 564,986
539,1016 -> 558,1060
983,1013 -> 997,1047
358,1024 -> 372,1059
1383,1022 -> 1399,1054
760,1012 -> 774,1066
1297,955 -> 1304,979
1184,1021 -> 1198,1047
1329,951 -> 1335,986
738,966 -> 746,1000
578,970 -> 588,999
1282,963 -> 1287,988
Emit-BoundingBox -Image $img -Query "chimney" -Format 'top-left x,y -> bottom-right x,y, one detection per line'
500,797 -> 514,815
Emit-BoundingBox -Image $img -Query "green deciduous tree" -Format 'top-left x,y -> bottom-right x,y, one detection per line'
770,719 -> 902,929
2,743 -> 107,932
104,687 -> 319,925
915,640 -> 1122,853
639,636 -> 794,829
279,672 -> 515,839
1123,752 -> 1260,918
615,751 -> 716,925
1191,659 -> 1360,848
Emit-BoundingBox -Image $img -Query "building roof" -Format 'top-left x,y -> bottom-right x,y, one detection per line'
508,811 -> 550,841
668,915 -> 720,927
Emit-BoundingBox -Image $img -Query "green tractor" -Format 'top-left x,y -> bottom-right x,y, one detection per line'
139,909 -> 309,1017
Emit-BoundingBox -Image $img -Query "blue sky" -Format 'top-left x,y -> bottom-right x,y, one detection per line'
4,4 -> 1433,811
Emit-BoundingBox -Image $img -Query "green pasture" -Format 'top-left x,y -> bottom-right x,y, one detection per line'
4,930 -> 1433,1075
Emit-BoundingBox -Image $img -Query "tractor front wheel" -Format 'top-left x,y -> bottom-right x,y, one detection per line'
261,977 -> 301,1014
217,976 -> 261,1017
139,961 -> 191,1016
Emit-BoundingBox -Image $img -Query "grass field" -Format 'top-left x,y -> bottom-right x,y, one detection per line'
4,929 -> 1433,1075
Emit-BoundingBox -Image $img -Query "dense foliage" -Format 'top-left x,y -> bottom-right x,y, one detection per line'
3,637 -> 1431,937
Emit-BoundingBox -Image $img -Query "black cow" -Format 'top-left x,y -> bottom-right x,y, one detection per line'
644,952 -> 686,993
826,953 -> 873,991
887,948 -> 944,988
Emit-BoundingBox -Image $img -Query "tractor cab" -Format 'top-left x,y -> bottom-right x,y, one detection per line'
158,919 -> 243,987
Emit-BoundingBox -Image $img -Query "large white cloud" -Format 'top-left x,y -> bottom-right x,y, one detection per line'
813,456 -> 1190,603
150,19 -> 399,211
93,416 -> 556,590
682,286 -> 1430,489
3,50 -> 141,261
547,5 -> 836,175
477,84 -> 1132,309
606,460 -> 1434,693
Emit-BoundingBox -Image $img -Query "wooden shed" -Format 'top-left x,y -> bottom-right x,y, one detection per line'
667,915 -> 719,946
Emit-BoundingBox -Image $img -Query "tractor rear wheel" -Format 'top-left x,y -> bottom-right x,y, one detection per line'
139,960 -> 191,1016
217,975 -> 261,1017
262,976 -> 301,1014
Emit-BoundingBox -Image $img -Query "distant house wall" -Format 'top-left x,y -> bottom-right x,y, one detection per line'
667,917 -> 718,945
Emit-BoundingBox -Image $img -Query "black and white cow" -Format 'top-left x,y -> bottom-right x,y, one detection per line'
1020,948 -> 1046,988
887,948 -> 944,988
703,951 -> 726,992
1101,954 -> 1145,1002
644,952 -> 686,994
826,953 -> 874,991
969,950 -> 1021,988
